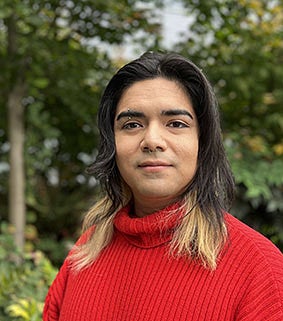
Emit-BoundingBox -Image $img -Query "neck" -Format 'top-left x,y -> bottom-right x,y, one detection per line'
133,198 -> 180,218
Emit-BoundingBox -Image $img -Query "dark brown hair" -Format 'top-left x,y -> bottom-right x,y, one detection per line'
88,52 -> 235,223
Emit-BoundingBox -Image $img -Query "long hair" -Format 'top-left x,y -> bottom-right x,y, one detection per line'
70,52 -> 235,270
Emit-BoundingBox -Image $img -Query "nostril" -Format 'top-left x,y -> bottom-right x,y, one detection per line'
142,146 -> 163,153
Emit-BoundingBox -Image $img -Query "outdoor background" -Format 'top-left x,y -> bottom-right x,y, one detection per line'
0,0 -> 282,320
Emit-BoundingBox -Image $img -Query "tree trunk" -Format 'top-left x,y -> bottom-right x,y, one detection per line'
8,83 -> 26,250
6,13 -> 26,250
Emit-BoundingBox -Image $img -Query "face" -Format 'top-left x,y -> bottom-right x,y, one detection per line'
114,78 -> 199,216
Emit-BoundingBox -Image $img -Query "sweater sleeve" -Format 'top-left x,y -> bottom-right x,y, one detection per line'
235,239 -> 283,320
43,257 -> 69,321
43,228 -> 94,320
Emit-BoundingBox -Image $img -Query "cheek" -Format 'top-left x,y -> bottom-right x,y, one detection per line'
176,138 -> 199,157
116,146 -> 129,161
177,142 -> 199,174
115,144 -> 134,175
115,136 -> 125,158
116,139 -> 137,159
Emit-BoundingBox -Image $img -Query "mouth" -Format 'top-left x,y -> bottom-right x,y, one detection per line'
138,160 -> 172,172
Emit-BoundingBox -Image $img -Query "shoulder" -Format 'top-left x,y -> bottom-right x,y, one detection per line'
224,213 -> 283,273
43,227 -> 95,320
225,212 -> 282,257
223,213 -> 283,319
224,213 -> 283,289
43,257 -> 69,320
74,226 -> 95,247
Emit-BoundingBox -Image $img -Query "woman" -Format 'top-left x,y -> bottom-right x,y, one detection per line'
44,52 -> 283,321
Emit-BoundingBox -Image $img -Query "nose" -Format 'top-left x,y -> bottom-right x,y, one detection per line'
140,123 -> 167,153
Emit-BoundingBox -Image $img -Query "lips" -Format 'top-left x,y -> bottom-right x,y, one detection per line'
139,160 -> 171,167
138,160 -> 172,172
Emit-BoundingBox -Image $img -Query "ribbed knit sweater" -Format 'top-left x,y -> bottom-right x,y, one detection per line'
43,204 -> 283,321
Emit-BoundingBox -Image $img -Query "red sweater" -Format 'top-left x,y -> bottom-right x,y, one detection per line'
44,205 -> 283,321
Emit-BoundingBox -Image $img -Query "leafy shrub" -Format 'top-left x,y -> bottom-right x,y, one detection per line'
0,222 -> 58,321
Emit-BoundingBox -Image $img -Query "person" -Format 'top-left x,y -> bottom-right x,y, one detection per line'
43,52 -> 283,321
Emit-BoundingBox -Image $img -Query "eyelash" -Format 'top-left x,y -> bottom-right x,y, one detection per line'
122,122 -> 142,129
122,120 -> 189,130
167,121 -> 189,128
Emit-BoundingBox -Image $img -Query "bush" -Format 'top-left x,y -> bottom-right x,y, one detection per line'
0,222 -> 58,321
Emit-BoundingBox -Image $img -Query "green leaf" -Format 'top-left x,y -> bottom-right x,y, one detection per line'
32,78 -> 49,89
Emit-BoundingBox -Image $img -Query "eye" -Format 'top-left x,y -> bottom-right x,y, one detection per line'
167,121 -> 189,128
122,122 -> 143,130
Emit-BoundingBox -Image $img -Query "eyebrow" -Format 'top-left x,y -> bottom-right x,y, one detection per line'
116,110 -> 145,121
161,109 -> 194,120
116,108 -> 194,121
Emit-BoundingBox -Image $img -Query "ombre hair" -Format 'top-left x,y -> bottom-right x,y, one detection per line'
71,52 -> 235,270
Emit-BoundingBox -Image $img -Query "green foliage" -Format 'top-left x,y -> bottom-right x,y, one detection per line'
0,0 -> 282,267
0,222 -> 58,321
225,135 -> 283,250
36,236 -> 73,267
0,0 -> 163,259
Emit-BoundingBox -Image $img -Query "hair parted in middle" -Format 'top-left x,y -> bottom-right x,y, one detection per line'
71,51 -> 235,271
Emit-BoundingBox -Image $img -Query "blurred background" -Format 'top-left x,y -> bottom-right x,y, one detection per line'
0,0 -> 282,319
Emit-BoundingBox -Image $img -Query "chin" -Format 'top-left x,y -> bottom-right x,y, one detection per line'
139,191 -> 176,201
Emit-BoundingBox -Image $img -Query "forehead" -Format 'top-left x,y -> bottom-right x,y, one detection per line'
116,78 -> 194,115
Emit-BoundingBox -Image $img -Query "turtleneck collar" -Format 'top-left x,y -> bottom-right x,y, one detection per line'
114,202 -> 183,248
